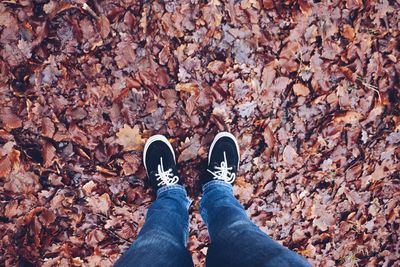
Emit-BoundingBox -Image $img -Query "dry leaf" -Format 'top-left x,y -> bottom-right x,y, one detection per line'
298,0 -> 312,16
342,24 -> 355,41
176,82 -> 199,94
207,60 -> 226,75
293,83 -> 310,96
42,142 -> 56,168
87,193 -> 112,215
116,124 -> 143,151
98,15 -> 110,39
41,117 -> 55,138
334,111 -> 363,124
0,155 -> 12,178
0,108 -> 22,129
82,180 -> 97,195
283,145 -> 298,165
178,135 -> 201,162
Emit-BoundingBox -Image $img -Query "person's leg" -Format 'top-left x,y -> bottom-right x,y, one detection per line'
200,181 -> 310,267
200,132 -> 310,267
115,135 -> 194,267
115,185 -> 193,267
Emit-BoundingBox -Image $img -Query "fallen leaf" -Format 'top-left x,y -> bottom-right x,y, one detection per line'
116,124 -> 143,151
41,117 -> 55,138
334,111 -> 363,124
207,60 -> 226,75
98,15 -> 110,39
342,24 -> 355,41
292,228 -> 307,243
293,83 -> 310,97
0,155 -> 12,178
0,108 -> 22,129
86,229 -> 107,247
178,135 -> 201,163
262,125 -> 275,159
313,213 -> 335,231
42,142 -> 56,168
82,180 -> 97,195
262,0 -> 274,9
87,193 -> 112,215
270,77 -> 290,93
176,82 -> 199,94
283,145 -> 298,165
39,209 -> 56,226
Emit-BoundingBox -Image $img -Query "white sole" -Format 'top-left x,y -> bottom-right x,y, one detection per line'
208,132 -> 240,166
143,134 -> 176,171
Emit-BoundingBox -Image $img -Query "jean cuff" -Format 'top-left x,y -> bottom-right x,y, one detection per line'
202,180 -> 233,193
156,184 -> 192,209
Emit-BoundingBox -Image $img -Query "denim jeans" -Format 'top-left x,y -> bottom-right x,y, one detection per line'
114,181 -> 310,267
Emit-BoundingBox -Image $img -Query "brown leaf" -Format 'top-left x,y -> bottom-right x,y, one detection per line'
185,94 -> 198,116
0,155 -> 12,178
293,83 -> 310,97
334,111 -> 363,124
116,223 -> 136,240
176,82 -> 199,94
313,213 -> 335,231
262,125 -> 275,159
270,77 -> 290,93
156,67 -> 170,87
4,200 -> 21,218
42,142 -> 56,168
122,153 -> 141,175
283,145 -> 298,165
82,180 -> 97,195
262,0 -> 274,10
115,41 -> 137,69
41,117 -> 55,138
262,63 -> 276,89
292,228 -> 307,243
0,107 -> 22,129
87,193 -> 112,214
207,60 -> 226,75
298,0 -> 312,16
4,170 -> 40,194
96,166 -> 117,176
178,135 -> 201,163
116,124 -> 143,151
342,24 -> 355,41
0,148 -> 20,178
98,15 -> 110,39
39,209 -> 56,226
86,229 -> 107,247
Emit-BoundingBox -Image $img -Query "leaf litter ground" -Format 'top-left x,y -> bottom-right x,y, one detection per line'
0,0 -> 399,266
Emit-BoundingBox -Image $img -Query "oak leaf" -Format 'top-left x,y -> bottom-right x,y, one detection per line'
116,124 -> 143,151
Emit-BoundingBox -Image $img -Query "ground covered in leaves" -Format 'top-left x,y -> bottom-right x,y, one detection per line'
0,0 -> 399,266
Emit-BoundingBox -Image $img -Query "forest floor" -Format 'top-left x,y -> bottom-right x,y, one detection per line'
0,0 -> 399,266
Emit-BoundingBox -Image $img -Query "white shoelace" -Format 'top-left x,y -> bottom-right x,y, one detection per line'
207,151 -> 236,183
155,157 -> 179,186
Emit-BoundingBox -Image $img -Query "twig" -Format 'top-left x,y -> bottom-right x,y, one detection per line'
81,2 -> 98,19
356,76 -> 381,103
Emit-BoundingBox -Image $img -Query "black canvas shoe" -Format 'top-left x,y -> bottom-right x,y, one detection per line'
203,132 -> 240,186
143,135 -> 181,191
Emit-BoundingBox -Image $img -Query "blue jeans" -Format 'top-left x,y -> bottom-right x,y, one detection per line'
115,181 -> 310,267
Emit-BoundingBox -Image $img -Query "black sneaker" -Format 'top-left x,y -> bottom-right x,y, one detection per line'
203,132 -> 240,186
143,135 -> 181,191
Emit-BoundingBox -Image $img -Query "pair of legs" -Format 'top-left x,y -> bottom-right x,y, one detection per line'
115,133 -> 310,267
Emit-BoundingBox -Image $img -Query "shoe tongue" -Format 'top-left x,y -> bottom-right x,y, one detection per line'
210,150 -> 227,166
